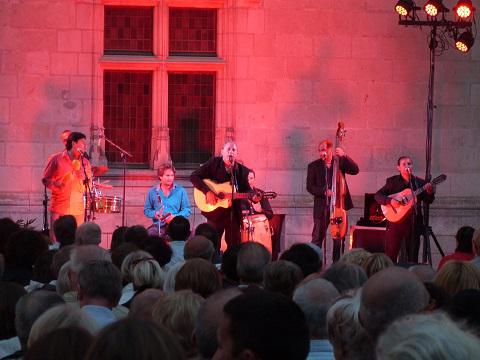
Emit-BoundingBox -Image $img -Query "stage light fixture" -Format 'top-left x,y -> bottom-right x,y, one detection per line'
395,0 -> 415,16
455,29 -> 474,52
454,0 -> 474,19
424,0 -> 448,16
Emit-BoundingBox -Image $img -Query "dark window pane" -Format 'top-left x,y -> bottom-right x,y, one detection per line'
169,8 -> 217,57
168,72 -> 216,164
104,6 -> 154,55
104,70 -> 152,167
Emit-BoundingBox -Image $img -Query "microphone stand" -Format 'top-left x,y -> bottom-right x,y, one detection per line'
407,170 -> 417,263
42,185 -> 49,235
80,154 -> 94,222
102,135 -> 133,227
229,159 -> 238,246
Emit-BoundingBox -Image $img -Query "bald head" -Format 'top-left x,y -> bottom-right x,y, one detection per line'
184,235 -> 215,262
359,267 -> 429,342
75,222 -> 101,246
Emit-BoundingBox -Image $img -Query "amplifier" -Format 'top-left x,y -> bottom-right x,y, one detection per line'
349,225 -> 387,253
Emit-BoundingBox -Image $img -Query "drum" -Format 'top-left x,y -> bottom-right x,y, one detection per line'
94,195 -> 123,214
241,214 -> 273,253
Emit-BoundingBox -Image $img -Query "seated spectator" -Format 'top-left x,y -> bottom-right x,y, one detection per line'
438,226 -> 475,270
128,289 -> 164,321
77,260 -> 122,329
25,249 -> 57,292
340,248 -> 371,267
184,235 -> 215,262
28,304 -> 97,346
376,312 -> 480,360
52,215 -> 77,248
0,218 -> 20,255
75,222 -> 102,246
359,267 -> 429,345
162,261 -> 184,293
123,225 -> 148,249
327,290 -> 372,360
237,242 -> 271,286
56,261 -> 73,296
408,264 -> 436,283
131,258 -> 164,292
220,244 -> 241,288
361,253 -> 394,278
152,290 -> 204,358
470,227 -> 480,269
215,291 -> 309,360
25,326 -> 93,360
447,289 -> 480,333
321,261 -> 367,294
85,318 -> 185,360
0,282 -> 26,359
110,226 -> 128,251
111,242 -> 138,273
293,278 -> 340,359
280,243 -> 321,278
194,222 -> 220,262
119,250 -> 152,305
194,288 -> 242,360
12,290 -> 65,358
163,216 -> 190,271
143,236 -> 172,267
3,230 -> 48,286
434,260 -> 480,297
175,259 -> 222,298
263,260 -> 303,299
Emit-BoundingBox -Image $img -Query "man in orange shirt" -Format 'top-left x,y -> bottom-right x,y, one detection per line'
43,132 -> 92,240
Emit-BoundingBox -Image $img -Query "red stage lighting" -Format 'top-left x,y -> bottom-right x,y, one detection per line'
424,0 -> 447,16
455,30 -> 474,52
454,0 -> 474,19
395,0 -> 415,16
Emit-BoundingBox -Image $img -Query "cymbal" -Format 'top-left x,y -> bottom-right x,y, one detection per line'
92,166 -> 109,177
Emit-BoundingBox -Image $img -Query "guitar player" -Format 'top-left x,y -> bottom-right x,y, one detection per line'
190,141 -> 251,251
375,156 -> 435,263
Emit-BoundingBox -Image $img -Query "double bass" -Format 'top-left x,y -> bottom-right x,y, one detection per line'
329,122 -> 348,240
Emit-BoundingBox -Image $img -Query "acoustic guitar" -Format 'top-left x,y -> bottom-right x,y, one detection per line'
194,178 -> 277,213
380,174 -> 446,223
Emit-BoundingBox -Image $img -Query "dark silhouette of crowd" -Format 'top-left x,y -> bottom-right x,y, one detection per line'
1,215 -> 480,360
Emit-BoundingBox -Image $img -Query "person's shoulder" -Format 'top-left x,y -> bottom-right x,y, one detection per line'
173,183 -> 187,191
386,174 -> 400,182
308,159 -> 322,167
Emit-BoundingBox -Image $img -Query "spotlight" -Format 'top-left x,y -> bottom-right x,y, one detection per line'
454,0 -> 474,19
455,30 -> 474,52
395,0 -> 415,16
424,0 -> 448,17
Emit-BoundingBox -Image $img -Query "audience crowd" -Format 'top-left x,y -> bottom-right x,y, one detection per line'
1,215 -> 480,360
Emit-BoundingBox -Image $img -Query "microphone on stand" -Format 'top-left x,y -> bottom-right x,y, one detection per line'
77,148 -> 90,160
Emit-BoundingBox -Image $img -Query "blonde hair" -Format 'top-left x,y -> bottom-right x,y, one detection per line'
361,253 -> 394,278
341,248 -> 371,267
433,261 -> 480,296
120,250 -> 152,283
152,290 -> 205,357
132,258 -> 164,290
56,261 -> 72,296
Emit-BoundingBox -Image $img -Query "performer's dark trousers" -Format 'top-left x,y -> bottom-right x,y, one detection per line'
385,213 -> 422,263
312,210 -> 343,262
204,207 -> 241,252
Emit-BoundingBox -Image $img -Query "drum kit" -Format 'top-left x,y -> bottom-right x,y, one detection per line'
241,212 -> 274,253
86,176 -> 122,216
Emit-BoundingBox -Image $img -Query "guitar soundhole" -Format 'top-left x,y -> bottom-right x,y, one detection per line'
217,192 -> 225,200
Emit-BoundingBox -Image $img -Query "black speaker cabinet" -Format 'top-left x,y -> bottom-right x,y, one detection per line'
351,226 -> 387,253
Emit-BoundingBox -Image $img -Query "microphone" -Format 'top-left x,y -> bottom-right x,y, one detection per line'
320,151 -> 327,160
77,148 -> 90,160
228,155 -> 234,164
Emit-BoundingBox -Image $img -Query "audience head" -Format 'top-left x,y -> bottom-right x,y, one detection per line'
120,250 -> 153,284
5,229 -> 48,270
361,253 -> 394,278
77,260 -> 122,308
110,226 -> 128,251
51,245 -> 75,279
28,304 -> 97,346
163,261 -> 185,293
57,261 -> 73,296
221,244 -> 241,285
0,281 -> 27,340
321,261 -> 367,294
129,288 -> 164,321
434,260 -> 480,296
32,249 -> 56,284
293,278 -> 340,339
175,258 -> 222,298
376,312 -> 480,360
359,267 -> 429,343
111,242 -> 138,272
237,242 -> 271,285
69,245 -> 111,289
184,235 -> 215,262
15,290 -> 65,348
194,222 -> 219,252
194,288 -> 243,359
132,257 -> 164,290
455,226 -> 475,253
143,236 -> 172,267
75,222 -> 102,246
280,243 -> 321,278
327,291 -> 373,360
263,260 -> 303,298
166,216 -> 191,241
215,291 -> 309,360
53,215 -> 77,247
409,264 -> 436,283
0,217 -> 20,254
85,318 -> 186,360
152,290 -> 204,358
123,225 -> 149,248
341,248 -> 371,267
25,326 -> 93,360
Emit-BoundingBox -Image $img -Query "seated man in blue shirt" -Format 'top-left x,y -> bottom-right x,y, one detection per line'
144,163 -> 191,236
